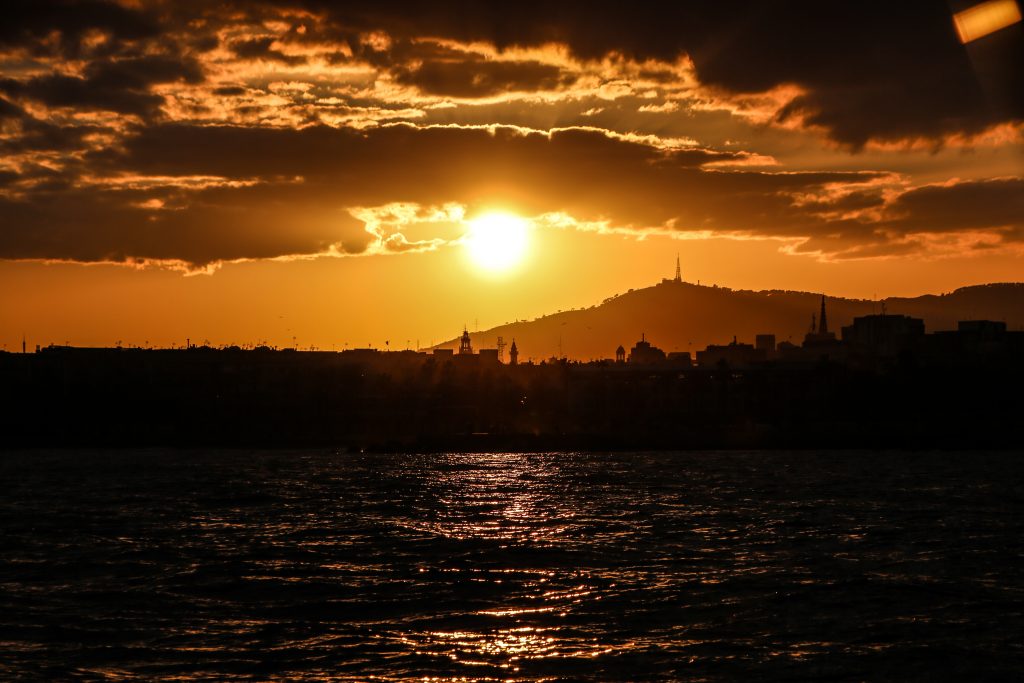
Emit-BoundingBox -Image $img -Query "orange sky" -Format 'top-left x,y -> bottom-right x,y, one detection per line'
0,2 -> 1022,351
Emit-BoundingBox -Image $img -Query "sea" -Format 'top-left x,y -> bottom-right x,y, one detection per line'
1,450 -> 1022,681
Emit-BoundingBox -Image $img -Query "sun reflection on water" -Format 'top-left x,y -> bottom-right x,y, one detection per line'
392,453 -> 634,672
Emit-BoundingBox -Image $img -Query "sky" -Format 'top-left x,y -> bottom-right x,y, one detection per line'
0,0 -> 1022,351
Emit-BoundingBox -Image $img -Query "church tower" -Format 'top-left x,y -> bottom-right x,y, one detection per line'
818,295 -> 828,335
509,339 -> 518,365
458,327 -> 473,355
674,254 -> 682,283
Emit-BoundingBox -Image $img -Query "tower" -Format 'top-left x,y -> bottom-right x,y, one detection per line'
674,254 -> 682,283
496,336 -> 506,362
509,339 -> 518,365
459,327 -> 473,355
818,295 -> 828,335
615,345 -> 625,363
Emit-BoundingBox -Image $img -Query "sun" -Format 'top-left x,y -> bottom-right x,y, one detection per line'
464,212 -> 530,273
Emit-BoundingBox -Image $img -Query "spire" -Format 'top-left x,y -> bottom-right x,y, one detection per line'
674,254 -> 682,282
818,294 -> 828,335
509,339 -> 518,365
459,326 -> 473,355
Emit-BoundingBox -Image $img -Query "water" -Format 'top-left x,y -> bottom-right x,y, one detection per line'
1,451 -> 1023,681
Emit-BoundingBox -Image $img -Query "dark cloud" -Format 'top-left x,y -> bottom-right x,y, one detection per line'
212,86 -> 248,96
0,120 -> 1019,266
884,178 -> 1024,231
0,54 -> 203,117
6,2 -> 1020,144
290,0 -> 1023,146
83,55 -> 204,89
0,0 -> 158,57
0,73 -> 164,117
0,118 -> 96,154
0,122 -> 963,267
0,96 -> 23,119
231,37 -> 307,65
394,57 -> 572,98
0,184 -> 371,267
0,2 -> 1019,268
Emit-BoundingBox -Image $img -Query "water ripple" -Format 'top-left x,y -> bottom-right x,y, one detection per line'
1,450 -> 1023,680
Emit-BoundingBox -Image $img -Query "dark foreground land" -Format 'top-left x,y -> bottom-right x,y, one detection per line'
2,450 -> 1022,681
1,344 -> 1022,449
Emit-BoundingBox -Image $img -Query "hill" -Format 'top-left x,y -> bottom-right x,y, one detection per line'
439,281 -> 1024,361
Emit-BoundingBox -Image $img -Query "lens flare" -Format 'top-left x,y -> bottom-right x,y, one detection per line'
954,0 -> 1022,43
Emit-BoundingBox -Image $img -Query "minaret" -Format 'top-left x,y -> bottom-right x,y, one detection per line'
674,254 -> 682,283
818,295 -> 828,335
509,339 -> 518,365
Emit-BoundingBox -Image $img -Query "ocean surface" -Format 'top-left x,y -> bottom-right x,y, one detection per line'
1,450 -> 1023,681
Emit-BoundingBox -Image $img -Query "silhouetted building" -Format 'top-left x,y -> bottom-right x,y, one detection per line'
478,349 -> 499,363
509,339 -> 519,365
958,320 -> 1007,338
804,295 -> 837,346
433,348 -> 454,359
755,334 -> 776,353
841,313 -> 925,356
628,334 -> 666,364
697,337 -> 765,368
615,345 -> 626,363
459,328 -> 473,355
667,351 -> 693,367
927,319 -> 1020,363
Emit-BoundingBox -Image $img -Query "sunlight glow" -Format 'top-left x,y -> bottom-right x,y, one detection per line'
464,212 -> 530,273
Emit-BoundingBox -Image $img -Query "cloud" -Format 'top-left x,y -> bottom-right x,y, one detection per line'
0,0 -> 158,57
0,182 -> 372,270
3,119 -> 1017,267
0,55 -> 204,118
883,177 -> 1024,231
0,2 -> 1020,271
231,37 -> 308,65
393,56 -> 573,98
286,0 -> 1023,146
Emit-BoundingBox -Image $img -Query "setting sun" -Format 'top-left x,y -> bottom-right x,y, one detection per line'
464,212 -> 530,273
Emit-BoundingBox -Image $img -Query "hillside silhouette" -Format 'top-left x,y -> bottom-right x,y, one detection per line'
441,281 -> 1024,360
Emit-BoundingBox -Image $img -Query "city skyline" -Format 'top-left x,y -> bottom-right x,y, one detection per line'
1,2 -> 1022,350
